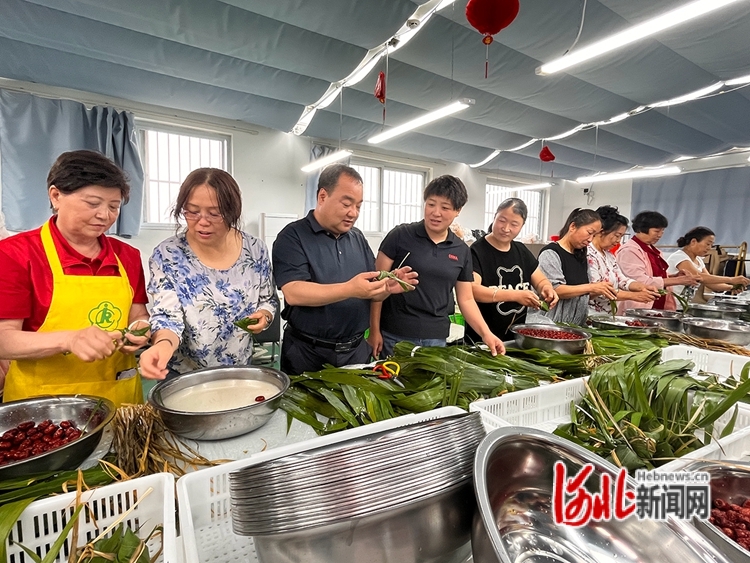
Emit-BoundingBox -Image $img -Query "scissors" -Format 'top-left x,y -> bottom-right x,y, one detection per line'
371,361 -> 405,388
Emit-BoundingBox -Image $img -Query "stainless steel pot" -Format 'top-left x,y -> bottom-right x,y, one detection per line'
681,317 -> 750,346
589,314 -> 661,332
148,365 -> 289,440
472,427 -> 732,563
625,309 -> 683,331
510,324 -> 591,355
687,303 -> 744,320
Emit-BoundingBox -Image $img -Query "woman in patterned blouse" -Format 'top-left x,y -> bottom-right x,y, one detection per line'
139,169 -> 277,378
586,205 -> 659,315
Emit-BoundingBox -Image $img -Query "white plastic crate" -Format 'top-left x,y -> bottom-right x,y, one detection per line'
5,472 -> 176,563
470,346 -> 750,470
176,407 -> 467,563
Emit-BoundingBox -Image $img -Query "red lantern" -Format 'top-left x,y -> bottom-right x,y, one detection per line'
466,0 -> 520,45
539,145 -> 556,162
374,71 -> 386,104
466,0 -> 520,76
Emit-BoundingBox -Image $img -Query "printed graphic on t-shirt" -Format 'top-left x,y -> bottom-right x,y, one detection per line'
495,265 -> 531,316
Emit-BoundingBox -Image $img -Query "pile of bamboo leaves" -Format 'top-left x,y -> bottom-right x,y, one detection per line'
554,348 -> 750,472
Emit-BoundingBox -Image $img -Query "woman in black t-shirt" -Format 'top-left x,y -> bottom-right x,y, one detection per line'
467,198 -> 559,342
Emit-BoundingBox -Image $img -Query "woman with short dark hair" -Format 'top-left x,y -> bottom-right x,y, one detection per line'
667,227 -> 749,295
139,168 -> 277,378
0,150 -> 150,405
616,210 -> 699,310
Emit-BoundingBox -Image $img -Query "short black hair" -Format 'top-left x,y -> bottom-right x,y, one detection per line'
317,163 -> 363,195
677,226 -> 714,248
596,205 -> 628,234
632,211 -> 668,233
423,175 -> 468,211
47,150 -> 130,202
172,168 -> 243,230
496,198 -> 528,222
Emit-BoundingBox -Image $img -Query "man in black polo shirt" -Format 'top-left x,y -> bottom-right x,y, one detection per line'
368,175 -> 505,358
272,164 -> 417,375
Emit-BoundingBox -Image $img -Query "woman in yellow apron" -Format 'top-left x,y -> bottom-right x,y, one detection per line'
0,150 -> 150,406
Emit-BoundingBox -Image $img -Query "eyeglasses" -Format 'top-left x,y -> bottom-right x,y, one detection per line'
182,209 -> 224,223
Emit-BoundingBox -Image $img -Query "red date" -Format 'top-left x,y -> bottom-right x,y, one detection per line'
0,419 -> 81,466
255,396 -> 266,402
712,497 -> 750,551
516,328 -> 583,340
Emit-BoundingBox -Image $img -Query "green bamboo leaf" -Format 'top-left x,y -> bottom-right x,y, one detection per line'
0,497 -> 39,562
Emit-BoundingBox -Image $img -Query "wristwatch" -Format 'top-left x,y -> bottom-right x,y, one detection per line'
261,310 -> 273,329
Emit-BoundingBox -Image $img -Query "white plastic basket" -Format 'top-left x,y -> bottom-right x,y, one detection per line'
470,345 -> 750,471
5,473 -> 176,563
176,407 -> 467,563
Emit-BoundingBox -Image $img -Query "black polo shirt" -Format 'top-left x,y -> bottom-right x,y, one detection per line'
272,211 -> 375,341
379,221 -> 473,339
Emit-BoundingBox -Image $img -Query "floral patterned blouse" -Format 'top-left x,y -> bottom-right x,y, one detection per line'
148,231 -> 277,374
586,242 -> 635,314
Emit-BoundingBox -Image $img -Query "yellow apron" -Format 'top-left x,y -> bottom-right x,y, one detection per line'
4,221 -> 143,406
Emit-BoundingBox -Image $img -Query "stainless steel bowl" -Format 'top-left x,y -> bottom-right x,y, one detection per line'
148,365 -> 289,441
712,298 -> 750,312
625,309 -> 684,331
681,317 -> 750,346
589,314 -> 661,332
0,395 -> 115,480
510,324 -> 591,355
252,480 -> 474,563
678,460 -> 750,563
472,427 -> 732,563
687,303 -> 745,320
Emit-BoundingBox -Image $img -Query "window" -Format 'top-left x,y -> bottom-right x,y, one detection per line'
485,183 -> 546,240
139,126 -> 230,224
351,162 -> 426,233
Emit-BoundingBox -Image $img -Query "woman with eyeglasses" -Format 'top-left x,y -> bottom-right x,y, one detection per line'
0,150 -> 150,405
586,206 -> 660,315
139,169 -> 277,379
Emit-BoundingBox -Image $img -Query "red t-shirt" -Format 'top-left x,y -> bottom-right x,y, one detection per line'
0,217 -> 148,331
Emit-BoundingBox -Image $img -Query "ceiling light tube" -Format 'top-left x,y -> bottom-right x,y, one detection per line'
649,82 -> 724,108
469,150 -> 501,168
577,166 -> 681,184
726,74 -> 750,86
537,0 -> 742,75
301,150 -> 353,173
368,99 -> 473,144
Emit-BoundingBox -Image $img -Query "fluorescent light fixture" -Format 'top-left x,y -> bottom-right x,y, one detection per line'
537,0 -> 742,75
508,139 -> 539,151
577,166 -> 681,184
649,82 -> 723,108
301,150 -> 353,173
726,74 -> 750,86
469,150 -> 501,168
368,99 -> 473,144
516,182 -> 552,191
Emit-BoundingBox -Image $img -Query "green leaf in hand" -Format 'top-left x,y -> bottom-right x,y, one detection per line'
234,317 -> 260,333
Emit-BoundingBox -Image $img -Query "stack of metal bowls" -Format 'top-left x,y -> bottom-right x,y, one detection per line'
712,296 -> 750,312
625,308 -> 683,331
681,317 -> 750,345
230,412 -> 485,563
686,303 -> 744,320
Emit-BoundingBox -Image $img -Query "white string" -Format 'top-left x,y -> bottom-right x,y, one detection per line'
564,0 -> 588,55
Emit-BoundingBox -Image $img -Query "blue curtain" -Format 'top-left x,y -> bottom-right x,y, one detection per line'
0,89 -> 144,236
304,144 -> 351,213
631,167 -> 750,246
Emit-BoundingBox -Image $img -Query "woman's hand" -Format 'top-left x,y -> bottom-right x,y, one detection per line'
588,281 -> 618,300
669,272 -> 701,287
387,266 -> 419,294
238,311 -> 270,335
511,289 -> 544,309
138,340 -> 174,380
119,320 -> 151,355
367,329 -> 384,359
539,285 -> 559,309
482,333 -> 506,357
731,275 -> 750,287
629,289 -> 658,304
66,326 -> 123,362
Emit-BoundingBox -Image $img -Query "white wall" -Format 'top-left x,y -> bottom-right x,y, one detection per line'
547,178 -> 633,237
